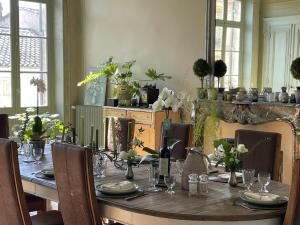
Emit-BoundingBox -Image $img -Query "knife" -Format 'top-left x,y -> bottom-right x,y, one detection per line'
125,192 -> 147,201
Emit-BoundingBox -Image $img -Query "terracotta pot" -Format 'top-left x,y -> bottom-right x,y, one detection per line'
118,85 -> 132,107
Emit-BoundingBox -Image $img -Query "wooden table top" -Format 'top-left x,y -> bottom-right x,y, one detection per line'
19,147 -> 290,221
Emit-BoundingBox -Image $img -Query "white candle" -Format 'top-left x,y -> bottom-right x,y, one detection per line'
111,118 -> 117,151
80,117 -> 85,146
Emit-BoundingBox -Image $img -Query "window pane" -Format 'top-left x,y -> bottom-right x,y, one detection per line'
216,0 -> 224,20
225,51 -> 239,75
0,35 -> 11,71
20,37 -> 47,72
224,75 -> 238,89
20,73 -> 48,107
226,27 -> 240,51
215,26 -> 223,51
19,1 -> 47,38
0,72 -> 11,107
0,0 -> 10,33
215,51 -> 222,60
227,0 -> 241,22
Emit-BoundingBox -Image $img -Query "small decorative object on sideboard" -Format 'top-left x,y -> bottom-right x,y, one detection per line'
290,94 -> 296,104
214,60 -> 227,94
248,88 -> 258,102
193,58 -> 211,99
291,57 -> 300,104
236,88 -> 247,102
279,87 -> 289,103
107,98 -> 118,107
207,88 -> 218,100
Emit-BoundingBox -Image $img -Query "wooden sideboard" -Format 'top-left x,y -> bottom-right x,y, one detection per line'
103,106 -> 181,155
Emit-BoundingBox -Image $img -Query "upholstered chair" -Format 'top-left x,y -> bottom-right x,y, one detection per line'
0,114 -> 9,138
0,138 -> 63,225
235,129 -> 282,181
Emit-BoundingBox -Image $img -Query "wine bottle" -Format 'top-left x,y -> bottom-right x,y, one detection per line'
159,136 -> 170,176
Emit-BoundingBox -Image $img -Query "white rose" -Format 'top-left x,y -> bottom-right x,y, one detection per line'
237,144 -> 248,153
119,151 -> 128,160
164,95 -> 175,109
159,87 -> 172,100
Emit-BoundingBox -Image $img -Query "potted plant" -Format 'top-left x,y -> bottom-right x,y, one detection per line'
214,60 -> 227,93
193,58 -> 211,99
291,57 -> 300,104
140,69 -> 172,106
78,57 -> 141,107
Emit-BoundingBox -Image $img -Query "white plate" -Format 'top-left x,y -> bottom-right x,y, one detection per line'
96,182 -> 138,195
240,192 -> 288,206
218,172 -> 242,179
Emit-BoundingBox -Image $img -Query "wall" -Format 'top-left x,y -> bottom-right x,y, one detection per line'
81,0 -> 207,96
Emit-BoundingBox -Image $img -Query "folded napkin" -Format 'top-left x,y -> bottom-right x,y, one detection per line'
101,181 -> 135,192
244,192 -> 280,202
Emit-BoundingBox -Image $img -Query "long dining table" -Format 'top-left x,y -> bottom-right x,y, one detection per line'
19,147 -> 290,225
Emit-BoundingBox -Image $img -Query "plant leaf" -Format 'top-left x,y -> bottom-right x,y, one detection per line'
168,139 -> 181,150
142,147 -> 158,154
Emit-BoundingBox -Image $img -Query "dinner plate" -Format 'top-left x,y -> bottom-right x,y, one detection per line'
96,182 -> 139,195
40,168 -> 54,178
240,192 -> 288,206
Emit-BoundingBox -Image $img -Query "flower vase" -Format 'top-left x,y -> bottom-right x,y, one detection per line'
228,171 -> 237,187
125,164 -> 134,180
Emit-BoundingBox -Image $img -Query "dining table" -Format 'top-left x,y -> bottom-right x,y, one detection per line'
19,146 -> 290,225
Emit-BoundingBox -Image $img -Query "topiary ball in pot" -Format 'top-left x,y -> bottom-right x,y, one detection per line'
214,60 -> 227,91
291,57 -> 300,103
193,58 -> 211,89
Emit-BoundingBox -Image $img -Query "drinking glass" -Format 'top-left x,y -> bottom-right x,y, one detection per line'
147,165 -> 161,192
23,144 -> 33,163
175,159 -> 185,176
32,146 -> 43,164
258,172 -> 271,193
242,169 -> 255,191
95,154 -> 107,178
164,175 -> 176,195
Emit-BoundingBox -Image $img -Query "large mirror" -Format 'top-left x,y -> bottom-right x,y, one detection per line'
209,0 -> 300,94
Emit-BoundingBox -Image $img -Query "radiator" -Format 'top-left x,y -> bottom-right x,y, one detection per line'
75,105 -> 103,146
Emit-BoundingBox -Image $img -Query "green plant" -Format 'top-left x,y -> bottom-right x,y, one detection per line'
145,68 -> 171,81
10,108 -> 65,142
214,60 -> 227,89
193,100 -> 222,148
291,57 -> 300,81
193,58 -> 211,88
78,57 -> 141,97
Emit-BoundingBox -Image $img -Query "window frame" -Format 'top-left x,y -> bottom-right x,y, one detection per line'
0,0 -> 54,115
215,0 -> 245,89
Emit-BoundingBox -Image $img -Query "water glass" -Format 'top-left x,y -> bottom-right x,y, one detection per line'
95,154 -> 107,178
147,165 -> 161,192
164,175 -> 176,195
258,172 -> 271,193
199,174 -> 209,194
32,146 -> 43,163
23,144 -> 33,162
242,169 -> 255,191
175,159 -> 185,176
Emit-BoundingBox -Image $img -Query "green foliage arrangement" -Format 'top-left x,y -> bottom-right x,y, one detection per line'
10,108 -> 65,143
145,68 -> 172,81
291,57 -> 300,81
77,57 -> 141,97
214,60 -> 227,88
193,58 -> 211,88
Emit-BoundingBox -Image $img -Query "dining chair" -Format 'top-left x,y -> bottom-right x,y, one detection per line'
283,158 -> 300,225
116,118 -> 135,152
0,113 -> 48,212
235,129 -> 282,181
161,122 -> 193,159
0,114 -> 9,138
0,138 -> 63,225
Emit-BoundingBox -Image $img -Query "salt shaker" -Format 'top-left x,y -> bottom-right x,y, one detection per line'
188,173 -> 198,196
199,174 -> 209,194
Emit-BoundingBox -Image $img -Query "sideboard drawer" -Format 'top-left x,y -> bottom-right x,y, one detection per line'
127,111 -> 152,123
105,108 -> 126,118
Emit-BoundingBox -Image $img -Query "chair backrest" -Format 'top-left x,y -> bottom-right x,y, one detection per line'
116,118 -> 135,152
0,138 -> 31,225
161,123 -> 192,159
235,129 -> 282,181
52,143 -> 99,225
284,159 -> 300,225
0,114 -> 9,138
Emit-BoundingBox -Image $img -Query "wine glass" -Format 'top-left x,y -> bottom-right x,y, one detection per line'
175,159 -> 185,176
95,154 -> 107,178
258,172 -> 271,193
164,175 -> 176,195
242,169 -> 255,191
23,144 -> 33,163
32,146 -> 43,164
147,165 -> 162,192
